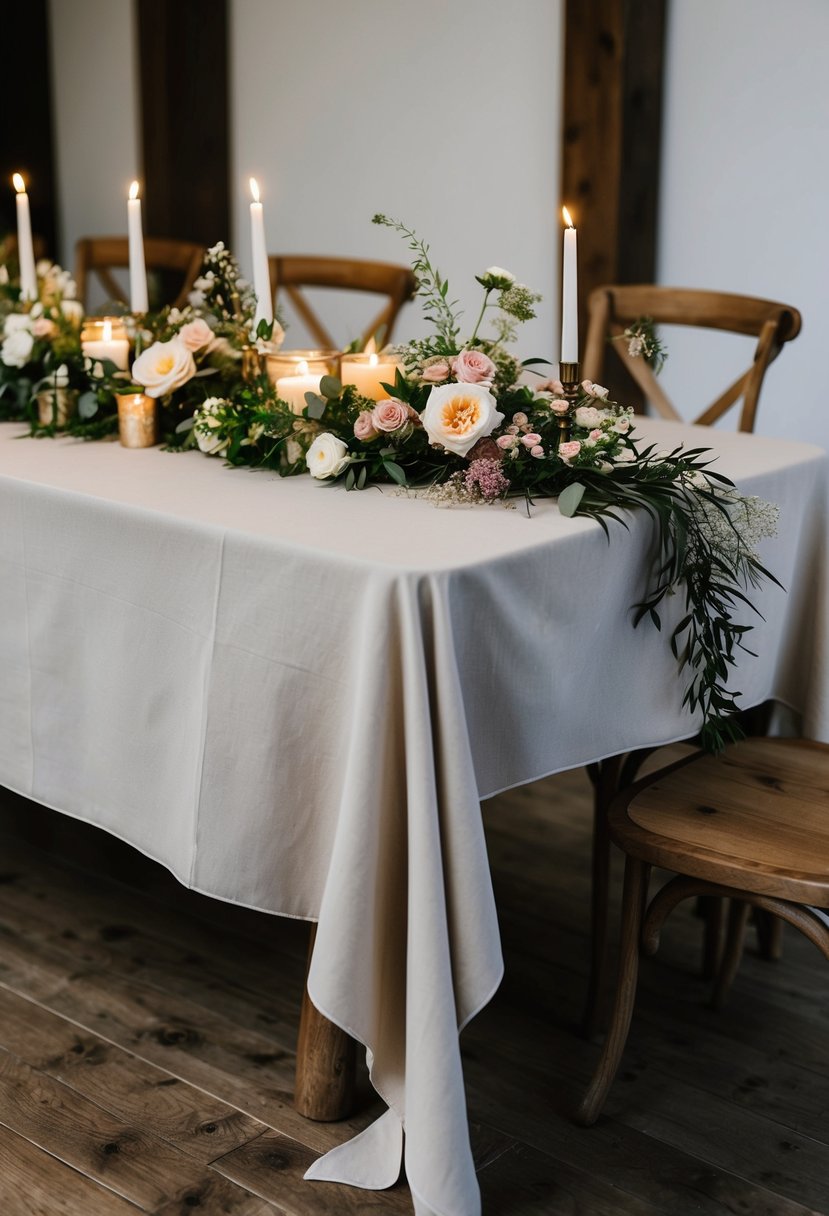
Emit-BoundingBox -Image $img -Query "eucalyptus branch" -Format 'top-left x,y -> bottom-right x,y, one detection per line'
372,215 -> 460,350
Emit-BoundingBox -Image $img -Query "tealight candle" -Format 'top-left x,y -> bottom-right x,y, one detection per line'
81,317 -> 130,370
127,181 -> 149,314
12,173 -> 37,302
276,359 -> 323,414
340,350 -> 401,401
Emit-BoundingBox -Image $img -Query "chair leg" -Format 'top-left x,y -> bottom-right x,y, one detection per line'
701,896 -> 725,980
294,924 -> 357,1121
712,900 -> 751,1010
575,857 -> 650,1126
755,908 -> 785,961
583,755 -> 623,1040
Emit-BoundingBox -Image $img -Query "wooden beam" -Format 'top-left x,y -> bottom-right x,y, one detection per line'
0,0 -> 57,259
561,0 -> 666,393
136,0 -> 230,248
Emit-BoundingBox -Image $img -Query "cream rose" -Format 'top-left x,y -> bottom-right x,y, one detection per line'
306,433 -> 352,479
1,328 -> 34,367
178,318 -> 214,351
132,338 -> 196,398
421,382 -> 504,457
574,405 -> 606,429
453,348 -> 497,388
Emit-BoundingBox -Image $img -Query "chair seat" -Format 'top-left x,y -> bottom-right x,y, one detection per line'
613,738 -> 829,904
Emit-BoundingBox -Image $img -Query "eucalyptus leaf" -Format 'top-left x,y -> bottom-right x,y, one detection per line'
304,392 -> 327,420
383,460 -> 407,487
77,391 -> 99,419
319,375 -> 342,400
176,416 -> 196,433
558,482 -> 586,517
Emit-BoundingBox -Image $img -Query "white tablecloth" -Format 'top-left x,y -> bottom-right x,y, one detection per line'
0,419 -> 827,1216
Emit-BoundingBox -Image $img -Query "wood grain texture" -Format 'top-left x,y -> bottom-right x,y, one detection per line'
2,757 -> 829,1215
0,1123 -> 143,1216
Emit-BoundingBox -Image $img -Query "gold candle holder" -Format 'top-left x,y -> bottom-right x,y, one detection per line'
558,361 -> 580,445
116,392 -> 157,448
37,387 -> 78,428
241,345 -> 267,383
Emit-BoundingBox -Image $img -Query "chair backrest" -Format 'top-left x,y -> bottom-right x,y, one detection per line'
74,236 -> 206,312
267,255 -> 417,350
582,285 -> 802,432
1,233 -> 49,264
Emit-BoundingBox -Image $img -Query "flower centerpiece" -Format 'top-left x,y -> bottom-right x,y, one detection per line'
182,218 -> 780,750
0,259 -> 85,425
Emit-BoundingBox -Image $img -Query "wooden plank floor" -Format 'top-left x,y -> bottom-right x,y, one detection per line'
0,765 -> 828,1215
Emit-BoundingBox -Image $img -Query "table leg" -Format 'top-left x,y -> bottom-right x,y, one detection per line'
294,924 -> 357,1121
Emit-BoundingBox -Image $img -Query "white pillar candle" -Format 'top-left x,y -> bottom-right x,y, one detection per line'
340,351 -> 401,401
276,359 -> 322,414
127,181 -> 149,314
560,206 -> 578,364
81,318 -> 130,371
13,173 -> 37,302
249,177 -> 273,330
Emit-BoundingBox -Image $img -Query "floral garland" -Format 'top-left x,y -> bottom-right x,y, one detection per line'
0,226 -> 780,750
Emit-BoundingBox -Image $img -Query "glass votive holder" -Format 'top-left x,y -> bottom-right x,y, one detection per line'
116,392 -> 157,448
265,348 -> 340,386
339,351 -> 402,401
81,316 -> 130,371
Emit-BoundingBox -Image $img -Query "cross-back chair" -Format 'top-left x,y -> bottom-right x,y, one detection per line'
74,236 -> 206,312
581,286 -> 803,1040
267,255 -> 417,350
1,233 -> 49,265
582,286 -> 801,431
576,737 -> 829,1126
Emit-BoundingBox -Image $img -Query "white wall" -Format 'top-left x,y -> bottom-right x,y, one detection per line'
49,0 -> 140,278
657,0 -> 829,449
229,0 -> 563,360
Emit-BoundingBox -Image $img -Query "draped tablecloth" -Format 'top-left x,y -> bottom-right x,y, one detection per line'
0,418 -> 827,1216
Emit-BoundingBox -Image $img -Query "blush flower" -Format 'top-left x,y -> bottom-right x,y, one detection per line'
353,411 -> 378,441
178,318 -> 214,351
372,398 -> 410,432
558,440 -> 582,463
420,358 -> 451,383
574,405 -> 605,429
132,338 -> 196,398
421,382 -> 504,457
550,398 -> 570,415
464,458 -> 511,500
521,432 -> 542,448
453,348 -> 497,387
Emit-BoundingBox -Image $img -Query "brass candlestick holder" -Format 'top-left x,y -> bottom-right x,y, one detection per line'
558,361 -> 580,445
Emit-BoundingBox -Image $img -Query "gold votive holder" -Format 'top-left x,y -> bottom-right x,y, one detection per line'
116,392 -> 157,448
339,351 -> 402,401
265,348 -> 340,387
37,387 -> 78,428
80,316 -> 130,371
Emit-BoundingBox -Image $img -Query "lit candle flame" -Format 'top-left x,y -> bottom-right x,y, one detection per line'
364,336 -> 377,356
129,180 -> 140,200
368,352 -> 378,367
297,359 -> 309,375
13,173 -> 26,194
102,320 -> 113,342
562,205 -> 575,229
250,177 -> 260,203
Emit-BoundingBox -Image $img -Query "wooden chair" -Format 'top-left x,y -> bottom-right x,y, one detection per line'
74,236 -> 206,312
581,287 -> 803,1038
582,285 -> 801,431
576,737 -> 829,1126
1,233 -> 49,264
267,255 -> 417,350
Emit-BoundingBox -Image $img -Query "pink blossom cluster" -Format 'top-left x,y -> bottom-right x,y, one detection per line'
421,348 -> 497,388
464,458 -> 511,500
353,397 -> 421,441
495,411 -> 545,459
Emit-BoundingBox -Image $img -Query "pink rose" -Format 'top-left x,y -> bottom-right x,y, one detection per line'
589,429 -> 603,440
513,412 -> 529,427
421,359 -> 451,383
453,348 -> 497,387
530,445 -> 545,458
497,434 -> 518,450
32,317 -> 57,339
179,318 -> 214,351
354,411 -> 378,441
372,398 -> 410,432
558,441 -> 581,462
537,378 -> 564,395
550,399 -> 570,415
521,433 -> 542,448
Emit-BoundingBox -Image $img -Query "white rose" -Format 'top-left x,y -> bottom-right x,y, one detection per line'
195,417 -> 229,456
614,447 -> 636,463
60,300 -> 84,327
573,405 -> 606,429
1,328 -> 34,367
420,382 -> 504,457
306,433 -> 352,479
4,313 -> 32,336
132,338 -> 196,398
